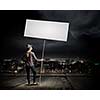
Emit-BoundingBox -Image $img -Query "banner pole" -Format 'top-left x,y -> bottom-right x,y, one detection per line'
39,40 -> 46,85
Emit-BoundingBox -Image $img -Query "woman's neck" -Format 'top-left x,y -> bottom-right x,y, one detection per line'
27,49 -> 31,53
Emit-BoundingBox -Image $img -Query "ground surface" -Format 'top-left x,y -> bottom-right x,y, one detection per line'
0,73 -> 99,90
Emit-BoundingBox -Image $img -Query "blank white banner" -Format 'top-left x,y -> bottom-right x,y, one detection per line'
24,19 -> 69,42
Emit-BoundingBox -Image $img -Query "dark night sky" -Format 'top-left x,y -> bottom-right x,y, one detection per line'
1,10 -> 100,59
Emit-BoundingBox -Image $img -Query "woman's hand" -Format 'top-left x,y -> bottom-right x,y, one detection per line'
41,59 -> 44,61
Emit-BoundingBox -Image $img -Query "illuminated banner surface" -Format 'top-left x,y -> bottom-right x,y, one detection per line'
24,19 -> 69,41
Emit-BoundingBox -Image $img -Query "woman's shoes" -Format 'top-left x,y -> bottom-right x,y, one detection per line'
32,82 -> 38,85
26,82 -> 39,86
26,83 -> 31,86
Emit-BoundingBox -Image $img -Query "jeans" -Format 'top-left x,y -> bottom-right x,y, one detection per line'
26,65 -> 36,84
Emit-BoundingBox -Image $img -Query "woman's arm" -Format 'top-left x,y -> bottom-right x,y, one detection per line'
31,52 -> 43,61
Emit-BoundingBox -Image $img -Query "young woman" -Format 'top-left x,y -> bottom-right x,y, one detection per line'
25,44 -> 43,85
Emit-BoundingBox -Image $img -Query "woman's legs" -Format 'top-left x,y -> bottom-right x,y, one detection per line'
26,67 -> 30,84
30,66 -> 36,83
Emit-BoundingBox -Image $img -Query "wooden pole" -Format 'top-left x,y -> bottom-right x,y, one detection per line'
39,40 -> 46,84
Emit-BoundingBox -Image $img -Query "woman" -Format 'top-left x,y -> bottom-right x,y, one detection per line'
25,44 -> 42,85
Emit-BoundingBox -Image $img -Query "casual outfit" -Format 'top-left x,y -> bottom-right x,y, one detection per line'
25,51 -> 37,84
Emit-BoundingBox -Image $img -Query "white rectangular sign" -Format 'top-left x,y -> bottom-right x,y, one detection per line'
24,19 -> 69,41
